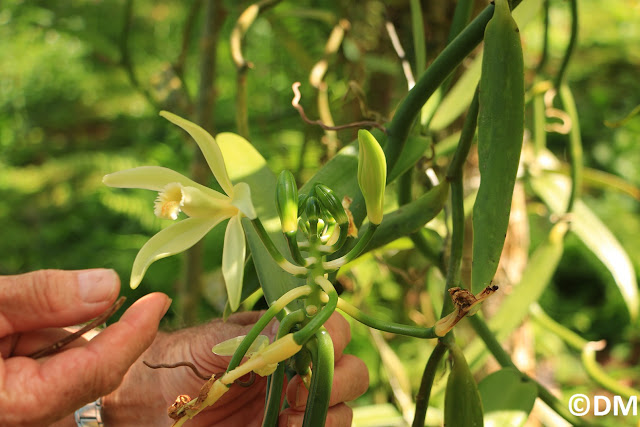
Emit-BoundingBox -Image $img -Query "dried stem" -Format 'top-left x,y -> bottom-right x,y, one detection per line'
144,360 -> 211,381
28,296 -> 127,359
291,82 -> 386,133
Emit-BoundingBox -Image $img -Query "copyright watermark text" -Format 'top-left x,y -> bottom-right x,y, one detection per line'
569,394 -> 638,417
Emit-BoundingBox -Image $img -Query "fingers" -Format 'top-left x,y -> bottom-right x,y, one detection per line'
279,402 -> 353,427
0,269 -> 120,336
286,354 -> 369,410
0,292 -> 170,425
0,328 -> 88,358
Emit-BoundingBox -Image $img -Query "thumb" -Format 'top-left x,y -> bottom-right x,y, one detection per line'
0,269 -> 120,336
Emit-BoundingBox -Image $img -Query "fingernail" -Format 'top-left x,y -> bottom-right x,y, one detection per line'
78,269 -> 118,303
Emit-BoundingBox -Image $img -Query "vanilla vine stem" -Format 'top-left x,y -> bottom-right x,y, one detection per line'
383,0 -> 524,174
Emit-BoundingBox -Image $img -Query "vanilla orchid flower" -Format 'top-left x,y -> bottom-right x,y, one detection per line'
103,111 -> 256,311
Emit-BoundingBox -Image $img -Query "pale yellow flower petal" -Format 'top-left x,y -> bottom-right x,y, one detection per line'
130,217 -> 225,289
222,215 -> 246,311
180,186 -> 235,218
160,111 -> 234,197
103,166 -> 222,199
231,182 -> 257,219
357,129 -> 387,225
211,334 -> 270,356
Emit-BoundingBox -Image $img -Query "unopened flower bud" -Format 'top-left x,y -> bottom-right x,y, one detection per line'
315,183 -> 348,225
357,129 -> 387,225
276,170 -> 299,234
305,196 -> 321,222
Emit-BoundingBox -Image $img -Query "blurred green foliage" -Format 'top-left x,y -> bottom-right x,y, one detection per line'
1,0 -> 639,424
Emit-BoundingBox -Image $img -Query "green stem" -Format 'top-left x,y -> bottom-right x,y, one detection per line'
292,277 -> 338,344
536,0 -> 550,73
530,304 -> 640,399
332,296 -> 438,339
262,363 -> 285,427
533,81 -> 547,155
554,0 -> 578,89
410,0 -> 426,74
441,89 -> 479,317
262,310 -> 306,427
530,303 -> 586,349
412,341 -> 448,427
384,1 -> 526,172
468,315 -> 595,427
322,224 -> 378,270
301,329 -> 334,427
329,223 -> 350,253
558,84 -> 583,213
286,232 -> 307,266
227,286 -> 312,372
252,218 -> 308,276
421,0 -> 474,129
231,0 -> 281,138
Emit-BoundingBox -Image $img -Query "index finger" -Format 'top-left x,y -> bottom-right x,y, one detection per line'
0,292 -> 170,425
0,269 -> 120,337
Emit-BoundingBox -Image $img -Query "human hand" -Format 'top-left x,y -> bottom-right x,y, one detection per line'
0,269 -> 170,427
105,311 -> 369,426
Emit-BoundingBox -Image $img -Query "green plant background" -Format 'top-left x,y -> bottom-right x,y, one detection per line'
1,0 -> 639,425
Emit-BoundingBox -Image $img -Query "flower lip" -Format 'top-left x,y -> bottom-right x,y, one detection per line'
155,183 -> 186,220
154,182 -> 238,220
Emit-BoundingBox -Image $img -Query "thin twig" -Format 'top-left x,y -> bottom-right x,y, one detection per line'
291,82 -> 386,133
27,296 -> 127,359
143,361 -> 257,387
144,361 -> 211,381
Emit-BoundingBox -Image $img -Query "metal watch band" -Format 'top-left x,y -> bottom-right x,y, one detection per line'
74,397 -> 104,427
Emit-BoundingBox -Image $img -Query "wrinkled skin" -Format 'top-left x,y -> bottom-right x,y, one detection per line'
0,269 -> 369,427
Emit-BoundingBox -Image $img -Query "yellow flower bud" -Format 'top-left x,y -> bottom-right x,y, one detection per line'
357,130 -> 387,225
275,170 -> 299,234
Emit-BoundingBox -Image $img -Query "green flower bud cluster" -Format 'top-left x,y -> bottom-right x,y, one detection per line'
276,173 -> 348,251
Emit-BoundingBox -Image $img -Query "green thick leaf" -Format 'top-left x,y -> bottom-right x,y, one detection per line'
471,0 -> 525,294
359,182 -> 449,254
427,0 -> 541,133
445,345 -> 484,427
478,368 -> 537,427
531,171 -> 639,320
217,133 -> 303,304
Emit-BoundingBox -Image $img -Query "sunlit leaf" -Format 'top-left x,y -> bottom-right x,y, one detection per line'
217,132 -> 304,304
479,368 -> 537,427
